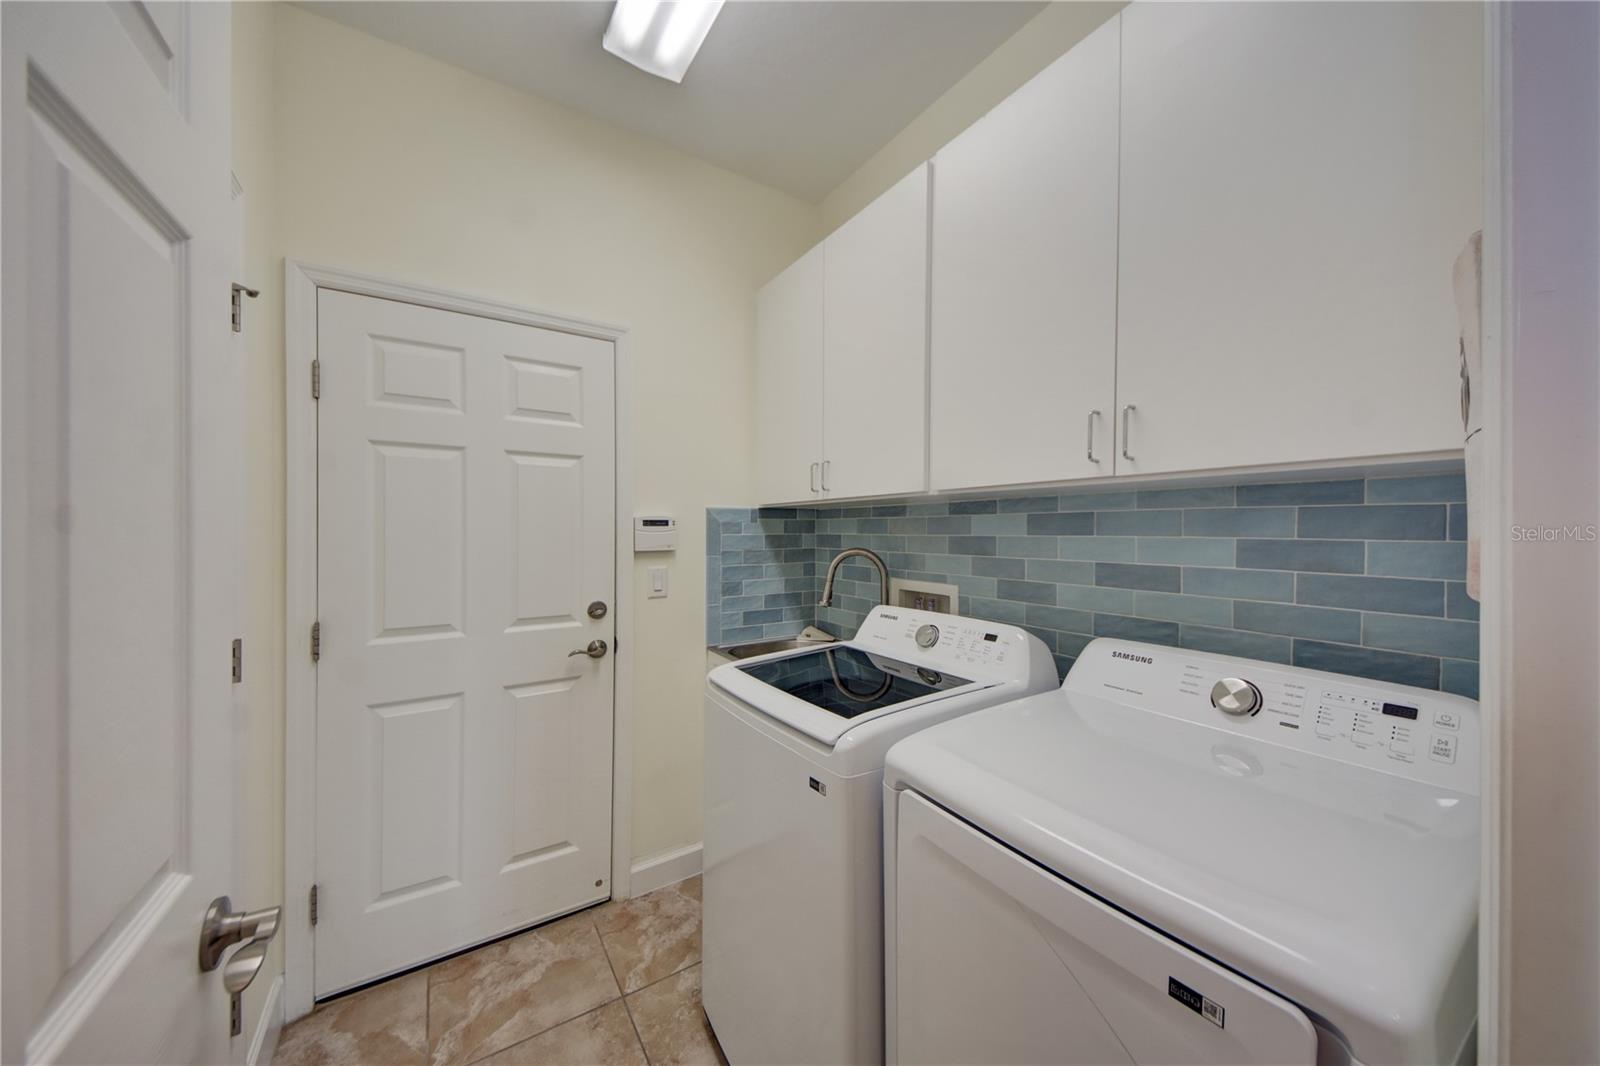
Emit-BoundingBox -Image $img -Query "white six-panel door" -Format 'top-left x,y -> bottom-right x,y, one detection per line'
1,2 -> 239,1061
314,291 -> 616,995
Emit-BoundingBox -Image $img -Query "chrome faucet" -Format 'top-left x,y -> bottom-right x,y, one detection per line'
818,547 -> 890,608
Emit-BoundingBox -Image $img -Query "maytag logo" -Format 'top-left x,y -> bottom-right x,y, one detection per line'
1113,650 -> 1154,665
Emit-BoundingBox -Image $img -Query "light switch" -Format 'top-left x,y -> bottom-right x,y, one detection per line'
648,566 -> 668,598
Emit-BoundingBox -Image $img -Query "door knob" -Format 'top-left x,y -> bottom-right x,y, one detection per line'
199,895 -> 282,1036
569,639 -> 608,659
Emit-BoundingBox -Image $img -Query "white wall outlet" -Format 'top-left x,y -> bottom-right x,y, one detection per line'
648,566 -> 669,598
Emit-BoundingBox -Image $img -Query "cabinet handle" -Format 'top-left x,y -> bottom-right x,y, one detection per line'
1121,405 -> 1136,462
1086,410 -> 1101,464
821,460 -> 830,492
810,462 -> 820,493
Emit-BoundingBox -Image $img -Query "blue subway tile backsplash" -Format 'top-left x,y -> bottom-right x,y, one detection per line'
706,471 -> 1478,694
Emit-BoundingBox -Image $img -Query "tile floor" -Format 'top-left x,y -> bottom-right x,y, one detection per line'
274,877 -> 723,1066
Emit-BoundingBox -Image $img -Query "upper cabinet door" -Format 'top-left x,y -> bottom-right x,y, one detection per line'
1115,3 -> 1481,477
929,16 -> 1120,493
755,245 -> 825,505
822,164 -> 930,500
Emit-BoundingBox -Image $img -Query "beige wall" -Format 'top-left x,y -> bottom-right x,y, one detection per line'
231,0 -> 819,1027
819,1 -> 1124,232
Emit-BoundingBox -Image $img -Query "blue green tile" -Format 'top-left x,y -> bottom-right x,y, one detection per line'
948,535 -> 997,557
1025,558 -> 1097,585
1132,591 -> 1233,626
1179,626 -> 1292,663
1055,632 -> 1095,658
1448,503 -> 1468,541
1136,485 -> 1235,509
1446,583 -> 1479,620
1297,504 -> 1446,541
1297,574 -> 1444,616
1137,537 -> 1236,566
1096,562 -> 1181,592
971,514 -> 1028,535
1363,614 -> 1479,660
965,596 -> 1026,624
1097,509 -> 1182,536
1235,601 -> 1361,643
1292,640 -> 1441,689
1236,480 -> 1364,506
995,536 -> 1060,559
998,495 -> 1059,513
950,499 -> 998,515
927,515 -> 971,534
1094,613 -> 1180,645
1183,507 -> 1297,537
1027,512 -> 1096,536
972,557 -> 1025,579
1025,604 -> 1095,634
997,579 -> 1058,605
1367,541 -> 1467,580
1366,474 -> 1467,503
1059,490 -> 1137,510
1182,567 -> 1294,602
1056,583 -> 1136,614
1056,536 -> 1136,562
1236,539 -> 1365,573
1441,659 -> 1479,699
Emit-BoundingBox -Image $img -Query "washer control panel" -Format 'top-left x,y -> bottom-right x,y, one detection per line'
853,606 -> 1039,682
1065,638 -> 1479,793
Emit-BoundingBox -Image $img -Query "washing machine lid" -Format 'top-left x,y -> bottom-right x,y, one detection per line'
711,644 -> 983,746
885,641 -> 1481,1065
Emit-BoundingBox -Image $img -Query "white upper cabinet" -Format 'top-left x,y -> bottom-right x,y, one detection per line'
1114,2 -> 1481,476
755,245 -> 824,505
823,164 -> 930,500
929,16 -> 1120,492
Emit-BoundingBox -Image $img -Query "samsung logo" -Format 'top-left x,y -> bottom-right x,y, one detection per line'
1112,650 -> 1154,665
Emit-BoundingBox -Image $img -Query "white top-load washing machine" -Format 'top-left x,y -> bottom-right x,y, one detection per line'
884,638 -> 1479,1066
703,607 -> 1057,1065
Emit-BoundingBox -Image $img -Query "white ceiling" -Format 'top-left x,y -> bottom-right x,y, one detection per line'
299,1 -> 1046,202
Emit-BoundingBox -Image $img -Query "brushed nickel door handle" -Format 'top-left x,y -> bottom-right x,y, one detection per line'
1086,409 -> 1101,464
1121,404 -> 1136,462
568,639 -> 608,659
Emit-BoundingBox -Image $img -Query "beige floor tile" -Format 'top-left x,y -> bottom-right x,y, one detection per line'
596,876 -> 701,994
625,965 -> 725,1066
273,970 -> 428,1066
428,913 -> 621,1066
473,1001 -> 646,1066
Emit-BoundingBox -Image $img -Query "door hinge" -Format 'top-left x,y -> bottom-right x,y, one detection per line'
311,359 -> 321,400
231,282 -> 259,333
310,621 -> 321,663
309,883 -> 319,926
231,638 -> 243,684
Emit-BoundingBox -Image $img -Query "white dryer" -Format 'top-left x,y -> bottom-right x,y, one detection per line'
703,607 -> 1057,1065
884,638 -> 1479,1066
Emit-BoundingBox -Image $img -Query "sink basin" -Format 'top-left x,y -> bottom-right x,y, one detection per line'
717,637 -> 835,660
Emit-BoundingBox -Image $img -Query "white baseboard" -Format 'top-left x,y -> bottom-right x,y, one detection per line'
628,843 -> 703,897
245,974 -> 284,1066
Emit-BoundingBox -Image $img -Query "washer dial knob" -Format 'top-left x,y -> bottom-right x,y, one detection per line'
915,624 -> 941,649
1211,677 -> 1262,717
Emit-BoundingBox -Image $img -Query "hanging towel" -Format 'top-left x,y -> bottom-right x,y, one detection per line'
1452,231 -> 1484,601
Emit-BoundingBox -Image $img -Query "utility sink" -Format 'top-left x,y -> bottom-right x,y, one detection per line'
716,633 -> 836,660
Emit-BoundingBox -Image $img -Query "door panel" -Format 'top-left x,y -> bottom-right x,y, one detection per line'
1116,3 -> 1480,475
315,292 -> 616,995
929,16 -> 1119,492
892,792 -> 1317,1066
755,246 -> 825,505
822,164 -> 929,499
2,3 -> 236,1061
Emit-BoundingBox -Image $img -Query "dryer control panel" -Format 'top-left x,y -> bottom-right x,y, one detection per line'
1064,638 -> 1479,793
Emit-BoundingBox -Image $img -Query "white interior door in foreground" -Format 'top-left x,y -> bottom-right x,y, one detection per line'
314,291 -> 616,995
1,2 -> 238,1061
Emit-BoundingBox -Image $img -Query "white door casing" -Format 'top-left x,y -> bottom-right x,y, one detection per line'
313,291 -> 616,995
1,2 -> 238,1062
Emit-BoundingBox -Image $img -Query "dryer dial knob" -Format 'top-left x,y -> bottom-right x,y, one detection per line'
915,624 -> 941,649
1211,677 -> 1262,717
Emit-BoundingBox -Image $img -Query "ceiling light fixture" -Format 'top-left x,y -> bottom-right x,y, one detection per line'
602,0 -> 725,84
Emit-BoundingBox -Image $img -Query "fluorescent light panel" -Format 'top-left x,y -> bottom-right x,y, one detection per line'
603,0 -> 725,84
